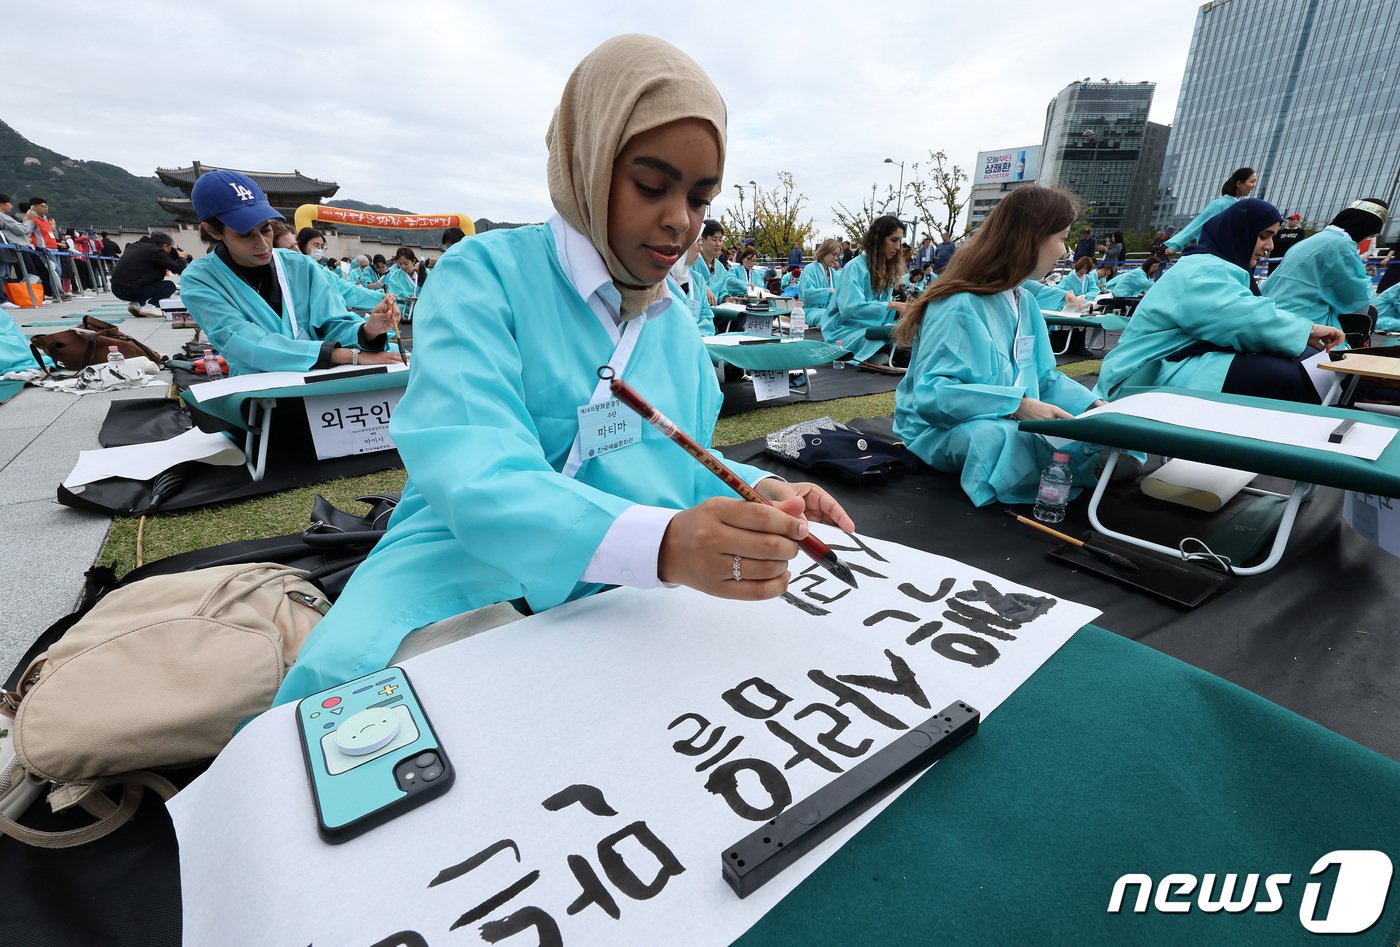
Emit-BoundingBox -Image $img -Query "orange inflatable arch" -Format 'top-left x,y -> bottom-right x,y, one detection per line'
293,205 -> 475,236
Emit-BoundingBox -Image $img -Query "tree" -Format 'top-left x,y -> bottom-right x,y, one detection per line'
831,183 -> 897,244
721,172 -> 817,258
906,150 -> 969,238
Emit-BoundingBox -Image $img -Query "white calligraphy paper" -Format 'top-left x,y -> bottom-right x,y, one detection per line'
169,527 -> 1097,946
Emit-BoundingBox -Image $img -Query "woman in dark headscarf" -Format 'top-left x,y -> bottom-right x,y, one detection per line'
1095,198 -> 1345,403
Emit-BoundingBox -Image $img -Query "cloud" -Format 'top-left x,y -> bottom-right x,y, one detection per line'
13,0 -> 1197,237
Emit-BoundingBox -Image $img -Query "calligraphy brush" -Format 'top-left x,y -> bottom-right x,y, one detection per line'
605,368 -> 858,589
1003,511 -> 1139,572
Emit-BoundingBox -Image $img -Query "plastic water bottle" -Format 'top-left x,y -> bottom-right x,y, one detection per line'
202,348 -> 224,381
789,300 -> 806,338
105,346 -> 125,370
1034,451 -> 1073,524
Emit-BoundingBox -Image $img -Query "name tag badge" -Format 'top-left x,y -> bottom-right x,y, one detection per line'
577,398 -> 639,460
1014,335 -> 1035,366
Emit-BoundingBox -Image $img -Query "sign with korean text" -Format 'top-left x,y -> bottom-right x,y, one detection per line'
973,145 -> 1041,186
304,388 -> 404,459
751,369 -> 788,402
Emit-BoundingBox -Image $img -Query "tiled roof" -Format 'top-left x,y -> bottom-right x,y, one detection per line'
156,164 -> 339,198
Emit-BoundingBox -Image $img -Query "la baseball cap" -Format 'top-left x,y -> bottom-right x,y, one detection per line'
191,170 -> 283,233
1287,213 -> 1302,220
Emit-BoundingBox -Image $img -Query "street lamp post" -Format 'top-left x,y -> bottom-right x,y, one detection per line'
733,183 -> 748,244
884,158 -> 906,218
747,179 -> 758,245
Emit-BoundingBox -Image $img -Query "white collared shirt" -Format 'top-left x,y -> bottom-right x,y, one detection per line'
548,214 -> 680,590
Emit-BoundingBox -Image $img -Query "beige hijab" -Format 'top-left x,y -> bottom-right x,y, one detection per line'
547,34 -> 727,320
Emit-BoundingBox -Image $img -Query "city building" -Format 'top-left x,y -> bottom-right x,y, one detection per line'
967,146 -> 1040,230
1038,80 -> 1160,234
1126,122 -> 1170,237
1159,0 -> 1400,240
155,162 -> 339,223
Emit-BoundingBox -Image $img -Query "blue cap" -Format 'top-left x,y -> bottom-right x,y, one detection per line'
190,170 -> 283,233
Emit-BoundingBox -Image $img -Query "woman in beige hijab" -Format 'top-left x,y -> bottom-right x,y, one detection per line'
277,34 -> 855,704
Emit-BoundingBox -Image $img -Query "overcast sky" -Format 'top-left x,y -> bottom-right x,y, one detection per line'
15,1 -> 1200,239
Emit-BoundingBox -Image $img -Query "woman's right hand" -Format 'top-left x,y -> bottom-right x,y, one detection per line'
1013,397 -> 1073,421
1308,324 -> 1345,350
657,496 -> 808,600
887,300 -> 909,316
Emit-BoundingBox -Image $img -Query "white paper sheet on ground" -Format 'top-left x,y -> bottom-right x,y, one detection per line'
1301,348 -> 1337,402
62,427 -> 245,488
1091,391 -> 1397,461
186,362 -> 410,403
1140,458 -> 1256,512
168,526 -> 1098,947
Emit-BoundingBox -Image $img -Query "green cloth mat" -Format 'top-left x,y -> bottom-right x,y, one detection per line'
704,333 -> 846,371
0,379 -> 23,403
740,624 -> 1400,946
182,369 -> 410,429
1020,386 -> 1400,497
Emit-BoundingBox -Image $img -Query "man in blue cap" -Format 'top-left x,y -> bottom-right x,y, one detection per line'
179,170 -> 402,375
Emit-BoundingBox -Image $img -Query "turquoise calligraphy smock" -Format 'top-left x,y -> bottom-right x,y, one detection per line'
695,256 -> 728,299
821,254 -> 895,362
0,311 -> 35,374
1374,282 -> 1400,332
1262,226 -> 1373,341
182,248 -> 368,376
672,272 -> 714,336
722,263 -> 757,299
381,265 -> 418,302
275,224 -> 773,703
1105,267 -> 1155,298
1094,253 -> 1313,400
1058,271 -> 1100,299
798,262 -> 837,329
893,287 -> 1100,506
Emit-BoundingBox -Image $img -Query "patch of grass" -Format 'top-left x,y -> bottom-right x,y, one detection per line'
713,391 -> 895,446
98,469 -> 408,579
96,392 -> 896,576
1059,359 -> 1102,378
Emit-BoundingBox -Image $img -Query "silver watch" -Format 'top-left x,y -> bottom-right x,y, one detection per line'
350,349 -> 360,366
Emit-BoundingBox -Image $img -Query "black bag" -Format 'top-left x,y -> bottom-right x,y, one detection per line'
765,418 -> 919,479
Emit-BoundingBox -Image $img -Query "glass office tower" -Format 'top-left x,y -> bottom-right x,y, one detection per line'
1039,80 -> 1158,234
1160,0 -> 1400,240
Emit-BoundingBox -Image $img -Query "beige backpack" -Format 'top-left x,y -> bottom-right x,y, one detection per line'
0,563 -> 329,848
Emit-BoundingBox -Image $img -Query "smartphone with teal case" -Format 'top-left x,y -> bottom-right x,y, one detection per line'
295,666 -> 454,843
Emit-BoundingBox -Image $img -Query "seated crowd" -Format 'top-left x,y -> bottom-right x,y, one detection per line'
3,36 -> 1390,698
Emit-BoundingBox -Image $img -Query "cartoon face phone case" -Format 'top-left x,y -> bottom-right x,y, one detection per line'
295,666 -> 453,843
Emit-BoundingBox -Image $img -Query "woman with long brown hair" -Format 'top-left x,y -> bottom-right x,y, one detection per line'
891,185 -> 1111,506
821,214 -> 908,372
